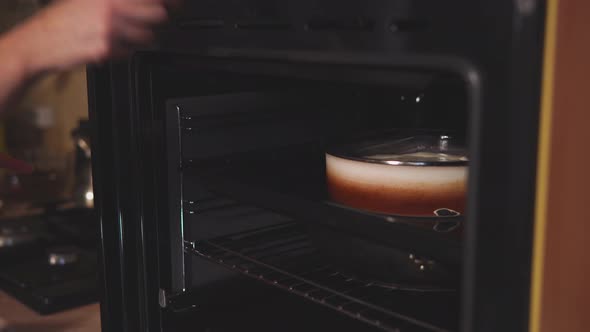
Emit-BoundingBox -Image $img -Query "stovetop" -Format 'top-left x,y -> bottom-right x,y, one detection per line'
0,208 -> 98,315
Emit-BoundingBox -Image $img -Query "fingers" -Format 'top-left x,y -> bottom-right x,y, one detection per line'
164,0 -> 184,10
113,18 -> 156,45
109,1 -> 169,49
132,0 -> 183,7
117,2 -> 168,26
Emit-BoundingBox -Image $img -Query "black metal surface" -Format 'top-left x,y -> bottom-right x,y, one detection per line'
165,101 -> 186,292
308,224 -> 460,286
163,278 -> 382,332
157,0 -> 492,55
88,1 -> 546,331
0,251 -> 97,315
88,63 -> 147,332
0,210 -> 98,315
187,223 -> 459,332
460,3 -> 546,332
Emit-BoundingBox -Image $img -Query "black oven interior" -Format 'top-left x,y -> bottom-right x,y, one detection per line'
150,58 -> 469,332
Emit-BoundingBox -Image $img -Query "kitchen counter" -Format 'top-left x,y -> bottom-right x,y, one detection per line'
0,291 -> 100,332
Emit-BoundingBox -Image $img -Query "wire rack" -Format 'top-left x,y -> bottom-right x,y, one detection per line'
186,222 -> 458,332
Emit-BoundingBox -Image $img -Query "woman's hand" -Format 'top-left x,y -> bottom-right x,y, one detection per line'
0,0 -> 180,112
13,0 -> 178,75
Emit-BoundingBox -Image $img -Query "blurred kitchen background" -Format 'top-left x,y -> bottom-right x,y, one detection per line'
0,0 -> 91,216
0,1 -> 100,331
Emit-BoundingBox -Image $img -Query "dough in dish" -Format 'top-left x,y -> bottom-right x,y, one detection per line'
326,153 -> 467,216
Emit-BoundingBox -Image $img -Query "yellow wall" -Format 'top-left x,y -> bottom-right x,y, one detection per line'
18,69 -> 89,155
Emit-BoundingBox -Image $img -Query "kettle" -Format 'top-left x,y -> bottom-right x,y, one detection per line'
70,120 -> 93,208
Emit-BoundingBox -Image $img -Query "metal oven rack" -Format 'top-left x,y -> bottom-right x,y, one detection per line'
186,223 -> 458,332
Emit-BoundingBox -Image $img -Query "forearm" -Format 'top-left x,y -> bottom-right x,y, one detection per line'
0,23 -> 38,113
0,0 -> 173,113
0,2 -> 87,113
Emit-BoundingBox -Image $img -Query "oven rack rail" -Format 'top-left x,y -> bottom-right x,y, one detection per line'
186,223 -> 454,332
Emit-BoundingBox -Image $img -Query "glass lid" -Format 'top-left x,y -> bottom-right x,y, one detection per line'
327,132 -> 468,166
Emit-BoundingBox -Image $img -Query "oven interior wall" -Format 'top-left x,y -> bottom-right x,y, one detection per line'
151,62 -> 468,331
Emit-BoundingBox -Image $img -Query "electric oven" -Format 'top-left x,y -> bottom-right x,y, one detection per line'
87,1 -> 546,331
